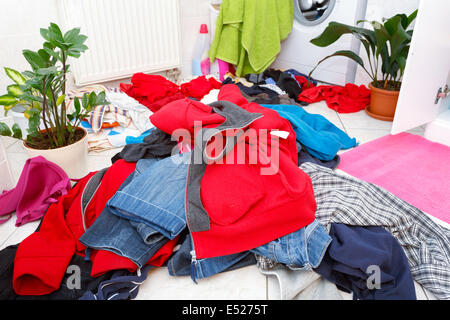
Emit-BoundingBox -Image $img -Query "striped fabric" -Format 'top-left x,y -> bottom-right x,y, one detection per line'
300,162 -> 450,300
67,85 -> 133,133
88,104 -> 131,133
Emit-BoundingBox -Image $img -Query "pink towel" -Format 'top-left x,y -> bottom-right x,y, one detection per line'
0,156 -> 71,226
338,133 -> 450,224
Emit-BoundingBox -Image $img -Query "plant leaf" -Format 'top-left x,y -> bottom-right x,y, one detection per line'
56,94 -> 65,106
36,66 -> 58,76
88,92 -> 97,108
0,123 -> 12,137
22,50 -> 46,70
11,123 -> 22,139
63,28 -> 81,43
407,10 -> 418,28
7,85 -> 24,98
97,91 -> 106,105
82,93 -> 89,109
4,67 -> 27,85
0,94 -> 18,106
311,22 -> 376,52
74,97 -> 81,114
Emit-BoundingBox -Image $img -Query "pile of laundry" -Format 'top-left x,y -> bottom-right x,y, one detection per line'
1,76 -> 449,301
224,68 -> 371,113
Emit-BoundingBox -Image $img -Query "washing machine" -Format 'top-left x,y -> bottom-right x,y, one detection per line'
273,0 -> 368,86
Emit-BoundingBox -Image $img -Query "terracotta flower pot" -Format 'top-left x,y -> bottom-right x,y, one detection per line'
23,127 -> 89,179
366,82 -> 400,122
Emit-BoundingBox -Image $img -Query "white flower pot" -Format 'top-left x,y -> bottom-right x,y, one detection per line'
23,127 -> 89,180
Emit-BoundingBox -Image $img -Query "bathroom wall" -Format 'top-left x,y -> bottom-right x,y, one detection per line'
0,0 -> 214,99
0,0 -> 422,95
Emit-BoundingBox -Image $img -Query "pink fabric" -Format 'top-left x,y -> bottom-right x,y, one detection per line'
0,156 -> 71,227
338,133 -> 450,224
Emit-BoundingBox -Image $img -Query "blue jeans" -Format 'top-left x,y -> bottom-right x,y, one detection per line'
167,233 -> 256,282
107,152 -> 190,240
79,158 -> 174,268
251,219 -> 332,270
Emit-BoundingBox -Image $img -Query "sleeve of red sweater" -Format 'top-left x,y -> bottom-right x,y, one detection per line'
12,173 -> 96,296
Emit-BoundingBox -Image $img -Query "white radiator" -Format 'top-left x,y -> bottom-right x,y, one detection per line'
59,0 -> 182,86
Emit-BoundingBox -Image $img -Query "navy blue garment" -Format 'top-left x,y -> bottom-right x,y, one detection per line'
314,224 -> 417,300
297,142 -> 340,170
285,69 -> 319,86
79,265 -> 154,300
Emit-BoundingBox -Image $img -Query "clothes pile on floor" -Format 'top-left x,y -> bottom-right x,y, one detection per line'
66,75 -> 223,153
1,78 -> 449,301
223,67 -> 371,114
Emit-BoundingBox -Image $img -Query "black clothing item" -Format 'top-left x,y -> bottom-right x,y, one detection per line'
263,69 -> 283,82
0,244 -> 116,300
222,78 -> 280,100
245,73 -> 266,85
276,72 -> 303,101
111,128 -> 177,164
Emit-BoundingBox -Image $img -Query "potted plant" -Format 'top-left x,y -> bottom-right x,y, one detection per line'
0,23 -> 108,178
308,10 -> 418,121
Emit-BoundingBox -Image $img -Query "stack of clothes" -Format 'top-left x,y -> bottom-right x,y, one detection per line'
1,77 -> 449,301
67,75 -> 223,153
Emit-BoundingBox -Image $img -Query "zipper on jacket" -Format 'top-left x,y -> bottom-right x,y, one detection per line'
190,249 -> 199,284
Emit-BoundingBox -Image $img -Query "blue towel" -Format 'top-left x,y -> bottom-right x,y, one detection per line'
262,104 -> 358,161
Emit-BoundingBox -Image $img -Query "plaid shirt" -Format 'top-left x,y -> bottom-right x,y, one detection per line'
300,162 -> 450,300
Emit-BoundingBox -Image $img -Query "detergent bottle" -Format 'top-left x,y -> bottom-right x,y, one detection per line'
192,24 -> 211,76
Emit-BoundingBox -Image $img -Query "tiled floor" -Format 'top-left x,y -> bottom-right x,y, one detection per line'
0,101 -> 443,300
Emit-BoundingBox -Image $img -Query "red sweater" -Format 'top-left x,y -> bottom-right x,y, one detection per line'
150,84 -> 316,259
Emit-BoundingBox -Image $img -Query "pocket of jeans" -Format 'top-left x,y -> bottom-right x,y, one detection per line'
201,164 -> 265,226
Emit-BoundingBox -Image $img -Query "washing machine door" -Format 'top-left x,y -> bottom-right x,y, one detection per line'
294,0 -> 336,26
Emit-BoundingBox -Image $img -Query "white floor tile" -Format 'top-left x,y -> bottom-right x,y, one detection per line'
344,128 -> 393,146
338,110 -> 394,131
1,136 -> 20,150
135,265 -> 267,300
0,220 -> 39,250
5,152 -> 30,185
0,216 -> 18,248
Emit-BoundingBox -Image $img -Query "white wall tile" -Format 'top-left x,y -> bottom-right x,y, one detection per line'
0,0 -> 61,94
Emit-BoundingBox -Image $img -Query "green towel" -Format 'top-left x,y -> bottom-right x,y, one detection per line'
209,0 -> 294,77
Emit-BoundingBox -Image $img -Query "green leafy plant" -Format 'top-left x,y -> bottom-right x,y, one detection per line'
0,22 -> 108,149
308,10 -> 418,91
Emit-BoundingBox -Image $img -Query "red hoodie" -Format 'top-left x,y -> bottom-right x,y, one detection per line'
150,84 -> 316,259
